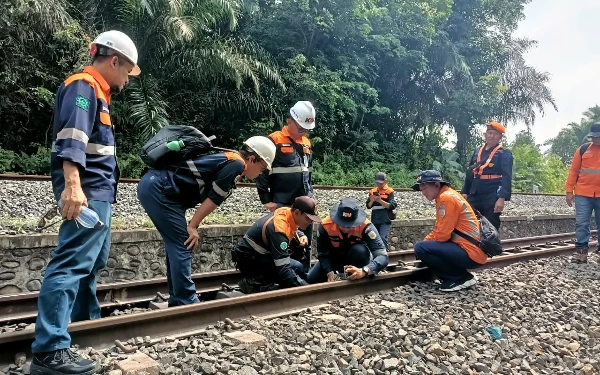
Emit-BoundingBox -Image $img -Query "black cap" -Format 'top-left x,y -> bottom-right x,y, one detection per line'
588,122 -> 600,138
330,198 -> 367,228
375,172 -> 387,183
411,170 -> 450,191
292,196 -> 321,222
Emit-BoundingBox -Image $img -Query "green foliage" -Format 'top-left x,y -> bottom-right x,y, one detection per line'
1,0 -> 559,188
118,153 -> 147,179
510,131 -> 568,194
546,105 -> 600,165
0,148 -> 17,174
432,151 -> 466,188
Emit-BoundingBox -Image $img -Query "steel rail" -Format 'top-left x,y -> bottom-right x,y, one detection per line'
0,237 -> 590,363
0,174 -> 566,195
0,231 -> 589,325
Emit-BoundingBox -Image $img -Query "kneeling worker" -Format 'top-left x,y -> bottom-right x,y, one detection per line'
138,136 -> 276,306
412,170 -> 487,292
307,198 -> 389,283
233,196 -> 321,293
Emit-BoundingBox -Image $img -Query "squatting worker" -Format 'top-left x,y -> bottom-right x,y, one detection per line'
565,122 -> 600,264
307,198 -> 389,283
232,196 -> 321,293
461,121 -> 513,230
31,31 -> 140,375
256,101 -> 316,273
366,172 -> 397,249
413,170 -> 487,292
137,136 -> 276,305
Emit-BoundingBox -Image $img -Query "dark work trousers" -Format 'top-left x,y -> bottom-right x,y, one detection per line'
414,240 -> 482,283
307,243 -> 372,283
467,192 -> 501,230
374,222 -> 391,249
32,200 -> 112,353
138,170 -> 200,307
233,251 -> 305,285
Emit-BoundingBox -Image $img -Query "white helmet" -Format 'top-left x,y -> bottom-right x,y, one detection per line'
92,30 -> 141,76
290,101 -> 316,130
244,136 -> 276,170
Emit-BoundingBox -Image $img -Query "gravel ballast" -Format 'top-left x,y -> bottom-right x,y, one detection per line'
6,253 -> 600,375
0,180 -> 573,235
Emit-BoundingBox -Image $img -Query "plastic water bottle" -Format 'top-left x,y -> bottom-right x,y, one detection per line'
145,139 -> 185,161
58,200 -> 105,230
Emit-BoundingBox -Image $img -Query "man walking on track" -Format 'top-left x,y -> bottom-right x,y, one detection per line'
30,30 -> 140,375
461,121 -> 513,231
565,122 -> 600,263
256,101 -> 317,273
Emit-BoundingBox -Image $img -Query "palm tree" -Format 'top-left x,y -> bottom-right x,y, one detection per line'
497,39 -> 557,126
83,0 -> 285,140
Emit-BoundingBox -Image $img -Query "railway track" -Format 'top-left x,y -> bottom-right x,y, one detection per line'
0,174 -> 565,196
0,232 -> 591,363
0,231 -> 588,326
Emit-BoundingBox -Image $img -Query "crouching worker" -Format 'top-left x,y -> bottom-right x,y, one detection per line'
138,136 -> 276,306
307,198 -> 389,283
412,170 -> 487,292
232,196 -> 322,293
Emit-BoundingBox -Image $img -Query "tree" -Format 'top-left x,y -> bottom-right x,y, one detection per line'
546,105 -> 600,165
510,130 -> 567,193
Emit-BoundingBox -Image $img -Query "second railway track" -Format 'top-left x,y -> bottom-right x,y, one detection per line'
0,231 -> 592,363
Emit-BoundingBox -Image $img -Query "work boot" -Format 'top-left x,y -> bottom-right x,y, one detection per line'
30,348 -> 96,375
570,249 -> 588,264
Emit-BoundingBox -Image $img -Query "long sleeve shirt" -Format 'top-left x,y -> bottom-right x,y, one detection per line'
565,143 -> 600,197
316,217 -> 389,275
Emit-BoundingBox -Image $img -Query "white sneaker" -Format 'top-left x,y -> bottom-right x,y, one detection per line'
440,277 -> 477,292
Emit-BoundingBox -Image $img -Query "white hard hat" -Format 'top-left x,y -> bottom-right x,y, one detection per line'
92,30 -> 140,76
290,101 -> 316,130
244,136 -> 276,170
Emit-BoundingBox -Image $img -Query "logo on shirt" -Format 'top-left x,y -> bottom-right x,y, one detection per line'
75,95 -> 90,112
367,230 -> 377,240
280,242 -> 288,250
438,204 -> 446,218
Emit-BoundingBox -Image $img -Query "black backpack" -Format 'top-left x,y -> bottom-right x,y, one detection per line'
140,125 -> 230,169
453,209 -> 502,257
580,142 -> 591,157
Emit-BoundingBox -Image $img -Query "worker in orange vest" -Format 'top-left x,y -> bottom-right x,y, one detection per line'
565,122 -> 600,263
461,122 -> 513,230
366,172 -> 397,249
413,170 -> 487,292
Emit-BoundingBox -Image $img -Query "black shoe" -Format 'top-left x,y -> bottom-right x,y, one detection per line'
30,349 -> 96,375
439,276 -> 477,292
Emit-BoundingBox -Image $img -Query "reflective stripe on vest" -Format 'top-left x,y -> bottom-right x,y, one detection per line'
186,159 -> 205,195
51,142 -> 115,156
270,166 -> 312,174
371,206 -> 387,210
243,234 -> 269,255
474,144 -> 502,176
579,169 -> 600,175
445,190 -> 480,240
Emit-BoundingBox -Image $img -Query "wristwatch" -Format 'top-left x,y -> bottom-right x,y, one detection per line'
362,266 -> 370,278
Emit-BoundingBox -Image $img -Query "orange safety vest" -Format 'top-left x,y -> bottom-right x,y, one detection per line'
321,217 -> 370,248
473,144 -> 502,176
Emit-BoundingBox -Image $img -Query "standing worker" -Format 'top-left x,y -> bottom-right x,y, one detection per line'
232,196 -> 322,293
565,122 -> 600,263
413,170 -> 487,292
31,31 -> 140,375
366,172 -> 397,249
307,198 -> 389,283
256,101 -> 316,273
137,136 -> 276,305
461,121 -> 513,230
